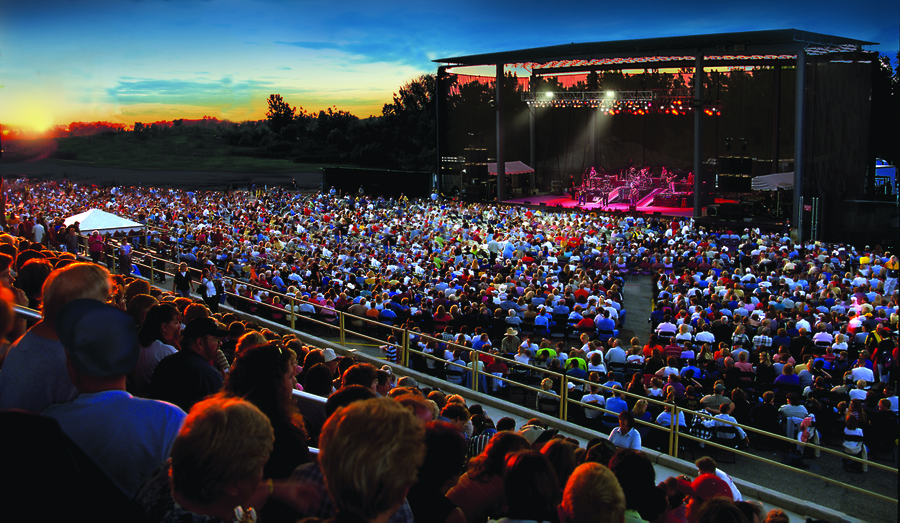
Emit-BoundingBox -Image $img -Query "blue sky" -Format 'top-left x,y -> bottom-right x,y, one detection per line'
0,0 -> 896,131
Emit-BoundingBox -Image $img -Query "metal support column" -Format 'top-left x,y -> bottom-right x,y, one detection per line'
793,49 -> 806,244
693,53 -> 704,218
496,63 -> 506,202
436,66 -> 447,195
770,65 -> 782,174
529,106 -> 536,182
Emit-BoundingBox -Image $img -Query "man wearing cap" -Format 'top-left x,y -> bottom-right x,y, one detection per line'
517,423 -> 558,451
681,473 -> 734,522
42,299 -> 186,498
699,382 -> 732,415
150,317 -> 229,412
0,263 -> 113,413
501,327 -> 520,356
695,457 -> 742,501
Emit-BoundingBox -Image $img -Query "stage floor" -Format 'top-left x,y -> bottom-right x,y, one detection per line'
504,193 -> 696,217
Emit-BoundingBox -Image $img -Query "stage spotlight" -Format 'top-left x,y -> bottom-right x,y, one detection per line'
606,90 -> 615,98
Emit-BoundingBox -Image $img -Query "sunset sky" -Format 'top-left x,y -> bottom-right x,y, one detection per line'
1,0 -> 897,132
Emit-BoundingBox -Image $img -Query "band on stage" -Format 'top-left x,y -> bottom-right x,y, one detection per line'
571,165 -> 694,209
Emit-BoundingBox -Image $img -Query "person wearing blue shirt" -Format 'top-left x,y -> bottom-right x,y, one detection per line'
602,388 -> 628,431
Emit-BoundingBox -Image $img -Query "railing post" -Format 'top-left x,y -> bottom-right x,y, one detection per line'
402,328 -> 410,367
668,405 -> 677,457
472,350 -> 479,393
149,259 -> 154,283
289,297 -> 296,330
671,404 -> 680,458
339,311 -> 345,346
560,375 -> 568,421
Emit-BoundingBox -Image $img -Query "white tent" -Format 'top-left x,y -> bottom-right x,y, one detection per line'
488,161 -> 534,175
64,208 -> 144,234
751,172 -> 793,191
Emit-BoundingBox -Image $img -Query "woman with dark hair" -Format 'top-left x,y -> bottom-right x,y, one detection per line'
15,258 -> 53,310
406,421 -> 468,523
608,410 -> 641,450
540,438 -> 578,491
447,432 -> 530,523
495,450 -> 560,523
131,303 -> 181,397
224,343 -> 310,480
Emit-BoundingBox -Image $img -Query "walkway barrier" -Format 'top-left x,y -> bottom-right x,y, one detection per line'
79,235 -> 897,507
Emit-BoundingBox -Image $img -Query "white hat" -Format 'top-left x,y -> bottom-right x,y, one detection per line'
321,348 -> 338,362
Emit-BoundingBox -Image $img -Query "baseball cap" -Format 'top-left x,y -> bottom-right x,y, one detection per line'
691,473 -> 733,501
518,424 -> 558,446
321,348 -> 338,362
55,299 -> 140,377
181,317 -> 229,341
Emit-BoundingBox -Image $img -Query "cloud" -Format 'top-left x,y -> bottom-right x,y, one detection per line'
105,77 -> 276,106
275,41 -> 342,50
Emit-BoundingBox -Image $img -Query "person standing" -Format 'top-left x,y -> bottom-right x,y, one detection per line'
199,268 -> 219,313
173,262 -> 193,298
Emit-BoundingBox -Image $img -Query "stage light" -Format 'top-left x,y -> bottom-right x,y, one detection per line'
606,90 -> 615,98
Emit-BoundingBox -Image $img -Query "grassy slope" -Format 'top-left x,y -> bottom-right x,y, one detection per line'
48,131 -> 343,173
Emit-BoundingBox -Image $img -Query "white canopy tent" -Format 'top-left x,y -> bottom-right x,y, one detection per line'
64,208 -> 144,234
488,161 -> 534,175
751,172 -> 794,191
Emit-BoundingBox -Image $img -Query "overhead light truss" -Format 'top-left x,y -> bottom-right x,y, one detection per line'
523,89 -> 722,115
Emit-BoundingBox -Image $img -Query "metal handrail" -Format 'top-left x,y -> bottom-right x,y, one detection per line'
14,305 -> 41,322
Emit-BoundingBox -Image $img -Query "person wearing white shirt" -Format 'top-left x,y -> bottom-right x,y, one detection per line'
850,363 -> 875,383
656,406 -> 686,429
608,411 -> 641,450
702,403 -> 749,444
849,380 -> 868,401
695,457 -> 743,502
581,386 -> 606,420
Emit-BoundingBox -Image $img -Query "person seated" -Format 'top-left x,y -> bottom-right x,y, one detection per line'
869,398 -> 899,451
773,363 -> 800,388
310,398 -> 425,523
702,403 -> 750,446
43,299 -> 187,498
841,415 -> 868,472
406,421 -> 467,523
750,391 -> 780,443
558,463 -> 626,523
700,382 -> 732,414
849,379 -> 869,401
656,402 -> 687,429
135,395 -> 317,521
498,451 -> 560,523
777,393 -> 809,421
223,344 -> 310,480
608,411 -> 641,450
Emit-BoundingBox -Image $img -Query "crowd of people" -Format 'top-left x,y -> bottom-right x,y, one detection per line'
0,177 -> 898,520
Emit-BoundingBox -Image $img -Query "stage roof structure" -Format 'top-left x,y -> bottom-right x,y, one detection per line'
434,29 -> 875,71
433,29 -> 878,244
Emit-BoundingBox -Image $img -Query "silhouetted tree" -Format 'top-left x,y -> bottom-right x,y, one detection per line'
266,94 -> 296,135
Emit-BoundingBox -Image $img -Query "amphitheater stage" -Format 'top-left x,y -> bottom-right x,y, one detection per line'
503,193 -> 695,217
